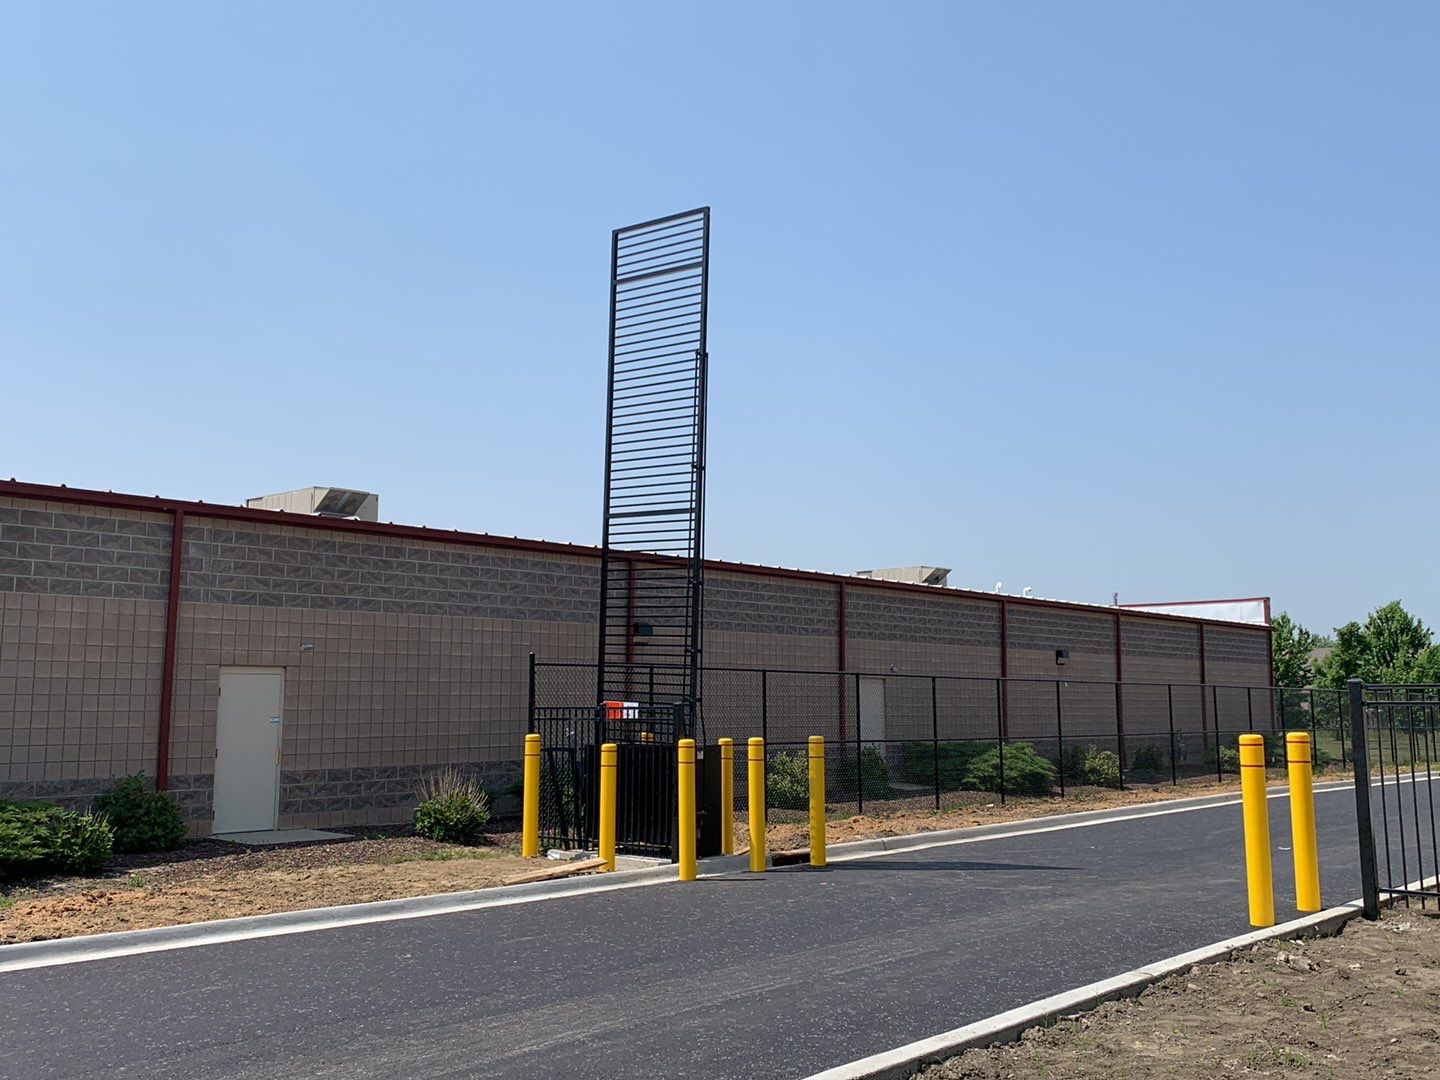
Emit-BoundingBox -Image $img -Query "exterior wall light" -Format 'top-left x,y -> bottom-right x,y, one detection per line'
1055,649 -> 1069,666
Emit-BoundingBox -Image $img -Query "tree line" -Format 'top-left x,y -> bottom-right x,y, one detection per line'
1272,601 -> 1440,688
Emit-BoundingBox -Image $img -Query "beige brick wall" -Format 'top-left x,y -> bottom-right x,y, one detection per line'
0,592 -> 166,786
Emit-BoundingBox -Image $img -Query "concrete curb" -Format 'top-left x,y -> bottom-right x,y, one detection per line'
0,850 -> 754,974
802,901 -> 1367,1080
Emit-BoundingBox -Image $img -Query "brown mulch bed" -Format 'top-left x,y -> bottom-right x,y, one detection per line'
916,910 -> 1440,1079
0,824 -> 532,944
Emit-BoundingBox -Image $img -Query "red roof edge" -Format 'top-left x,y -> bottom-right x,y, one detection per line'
0,478 -> 1271,632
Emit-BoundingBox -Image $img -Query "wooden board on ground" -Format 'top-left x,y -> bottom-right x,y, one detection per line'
502,857 -> 608,886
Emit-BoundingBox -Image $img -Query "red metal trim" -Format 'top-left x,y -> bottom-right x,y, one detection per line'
999,598 -> 1009,738
155,509 -> 184,791
836,581 -> 848,744
1114,610 -> 1125,756
0,478 -> 1269,631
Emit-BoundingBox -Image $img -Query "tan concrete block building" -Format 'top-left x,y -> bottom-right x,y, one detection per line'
0,480 -> 1274,835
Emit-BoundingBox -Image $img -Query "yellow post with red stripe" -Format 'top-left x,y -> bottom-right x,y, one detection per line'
808,736 -> 826,867
598,742 -> 617,872
1286,731 -> 1321,912
748,737 -> 766,872
1239,733 -> 1274,927
521,733 -> 541,858
718,738 -> 735,855
677,739 -> 697,881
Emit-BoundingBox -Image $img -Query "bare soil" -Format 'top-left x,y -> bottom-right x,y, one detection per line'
917,909 -> 1440,1079
739,772 -> 1307,851
0,828 -> 532,944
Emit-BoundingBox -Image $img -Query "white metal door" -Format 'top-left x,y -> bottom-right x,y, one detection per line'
213,667 -> 283,833
859,677 -> 886,745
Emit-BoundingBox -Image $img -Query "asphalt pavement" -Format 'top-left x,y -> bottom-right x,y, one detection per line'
0,781 -> 1404,1080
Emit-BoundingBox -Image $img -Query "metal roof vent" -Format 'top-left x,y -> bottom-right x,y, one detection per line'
854,566 -> 951,587
246,486 -> 379,522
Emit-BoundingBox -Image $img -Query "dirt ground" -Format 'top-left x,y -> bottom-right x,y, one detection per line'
0,830 -> 533,944
741,772 -> 1302,851
916,909 -> 1440,1079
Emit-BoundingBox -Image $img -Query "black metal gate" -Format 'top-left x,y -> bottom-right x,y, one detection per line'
530,700 -> 682,859
1349,679 -> 1440,916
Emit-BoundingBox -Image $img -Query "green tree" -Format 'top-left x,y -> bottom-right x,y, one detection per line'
1317,601 -> 1440,686
1270,611 -> 1321,687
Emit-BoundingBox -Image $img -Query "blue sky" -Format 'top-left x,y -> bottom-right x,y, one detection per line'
1,3 -> 1435,635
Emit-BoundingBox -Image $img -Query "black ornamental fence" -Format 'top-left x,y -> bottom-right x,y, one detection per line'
1349,680 -> 1440,916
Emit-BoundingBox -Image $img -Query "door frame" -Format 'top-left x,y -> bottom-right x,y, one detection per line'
214,666 -> 285,833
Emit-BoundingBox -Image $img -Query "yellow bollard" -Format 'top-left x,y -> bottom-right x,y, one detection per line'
522,733 -> 541,858
719,738 -> 734,855
1239,733 -> 1275,927
677,738 -> 697,881
598,742 -> 617,872
1286,731 -> 1321,912
748,737 -> 766,872
809,736 -> 826,868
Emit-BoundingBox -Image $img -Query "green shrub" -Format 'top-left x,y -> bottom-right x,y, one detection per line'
766,751 -> 810,810
413,768 -> 491,844
1213,745 -> 1240,774
1059,743 -> 1087,783
43,810 -> 114,873
858,746 -> 893,801
0,816 -> 45,881
1082,746 -> 1122,789
897,741 -> 987,791
1129,742 -> 1167,777
94,773 -> 186,854
963,742 -> 1056,796
0,800 -> 114,881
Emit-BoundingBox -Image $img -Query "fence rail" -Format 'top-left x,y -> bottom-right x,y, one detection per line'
531,657 -> 1346,832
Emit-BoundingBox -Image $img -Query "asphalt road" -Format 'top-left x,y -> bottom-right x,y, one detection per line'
0,783 -> 1408,1080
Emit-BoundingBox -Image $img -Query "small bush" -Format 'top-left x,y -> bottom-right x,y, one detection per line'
963,742 -> 1056,796
413,768 -> 491,844
1214,745 -> 1240,774
94,773 -> 186,854
1129,742 -> 1167,777
766,751 -> 810,810
858,746 -> 893,801
44,810 -> 115,873
1059,743 -> 1087,783
897,741 -> 986,791
0,800 -> 114,881
1082,746 -> 1122,789
0,816 -> 45,881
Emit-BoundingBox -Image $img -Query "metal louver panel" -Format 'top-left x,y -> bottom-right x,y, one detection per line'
597,208 -> 710,719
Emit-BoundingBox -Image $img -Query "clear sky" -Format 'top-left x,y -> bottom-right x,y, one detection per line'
1,3 -> 1435,636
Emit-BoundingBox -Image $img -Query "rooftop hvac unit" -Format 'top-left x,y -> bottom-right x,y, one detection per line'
246,486 -> 380,522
